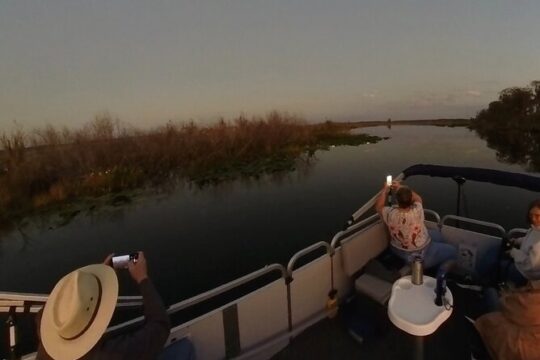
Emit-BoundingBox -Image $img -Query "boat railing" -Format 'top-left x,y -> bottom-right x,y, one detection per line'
287,241 -> 333,276
441,215 -> 506,237
106,263 -> 288,334
286,241 -> 335,330
286,240 -> 343,339
0,292 -> 143,314
424,209 -> 441,225
330,213 -> 380,248
332,209 -> 440,250
508,227 -> 528,239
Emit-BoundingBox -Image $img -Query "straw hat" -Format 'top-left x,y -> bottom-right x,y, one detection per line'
41,264 -> 118,360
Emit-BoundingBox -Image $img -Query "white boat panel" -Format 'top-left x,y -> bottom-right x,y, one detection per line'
290,255 -> 332,327
237,279 -> 288,351
168,311 -> 225,360
341,221 -> 388,277
332,248 -> 354,299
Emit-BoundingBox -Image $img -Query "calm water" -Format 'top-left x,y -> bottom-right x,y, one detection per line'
1,125 -> 539,305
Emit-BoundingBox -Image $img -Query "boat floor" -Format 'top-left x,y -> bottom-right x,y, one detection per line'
272,282 -> 489,360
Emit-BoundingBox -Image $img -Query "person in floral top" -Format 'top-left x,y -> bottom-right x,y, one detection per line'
375,180 -> 456,270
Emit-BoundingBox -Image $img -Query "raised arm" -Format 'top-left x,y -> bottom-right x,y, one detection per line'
375,182 -> 390,215
102,252 -> 171,358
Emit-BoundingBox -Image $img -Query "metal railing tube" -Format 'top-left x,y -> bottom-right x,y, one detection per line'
508,228 -> 528,239
167,263 -> 286,314
0,293 -> 143,314
441,215 -> 506,237
285,241 -> 333,337
330,213 -> 380,249
424,209 -> 441,225
107,263 -> 287,334
0,291 -> 143,314
286,242 -> 332,277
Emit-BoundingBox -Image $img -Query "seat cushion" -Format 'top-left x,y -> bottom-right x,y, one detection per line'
354,273 -> 393,305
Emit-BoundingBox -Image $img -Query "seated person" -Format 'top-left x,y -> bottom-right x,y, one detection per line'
375,180 -> 456,270
504,199 -> 540,287
474,280 -> 540,360
35,252 -> 171,360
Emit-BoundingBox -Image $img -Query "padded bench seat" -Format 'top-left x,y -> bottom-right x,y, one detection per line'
340,220 -> 410,304
354,273 -> 393,304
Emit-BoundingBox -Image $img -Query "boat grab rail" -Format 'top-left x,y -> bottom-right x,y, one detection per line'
424,209 -> 441,225
0,292 -> 142,303
330,213 -> 380,248
331,209 -> 440,250
441,215 -> 506,237
287,241 -> 332,277
107,263 -> 287,334
167,263 -> 287,314
0,292 -> 143,314
508,228 -> 528,239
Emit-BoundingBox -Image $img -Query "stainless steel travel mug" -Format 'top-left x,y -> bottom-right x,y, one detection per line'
412,257 -> 423,285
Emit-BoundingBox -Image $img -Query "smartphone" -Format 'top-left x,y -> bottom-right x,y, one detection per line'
386,175 -> 392,186
112,253 -> 139,269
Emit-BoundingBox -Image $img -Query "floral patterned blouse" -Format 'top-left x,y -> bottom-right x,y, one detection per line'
382,202 -> 430,251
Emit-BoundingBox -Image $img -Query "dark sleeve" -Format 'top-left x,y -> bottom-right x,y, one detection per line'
35,309 -> 55,360
100,278 -> 171,360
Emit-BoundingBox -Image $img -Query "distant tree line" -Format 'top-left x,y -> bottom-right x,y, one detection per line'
471,81 -> 540,171
472,81 -> 540,129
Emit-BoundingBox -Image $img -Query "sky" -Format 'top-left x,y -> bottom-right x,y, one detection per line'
1,0 -> 540,130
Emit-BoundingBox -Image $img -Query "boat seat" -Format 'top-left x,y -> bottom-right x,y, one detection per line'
354,255 -> 411,304
341,221 -> 410,305
354,274 -> 392,305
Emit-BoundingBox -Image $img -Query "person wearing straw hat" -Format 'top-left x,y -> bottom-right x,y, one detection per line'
35,251 -> 171,360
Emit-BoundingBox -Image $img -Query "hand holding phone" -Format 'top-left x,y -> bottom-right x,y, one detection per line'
128,251 -> 148,284
112,253 -> 139,269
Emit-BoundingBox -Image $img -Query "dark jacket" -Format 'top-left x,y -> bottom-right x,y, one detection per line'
36,278 -> 171,360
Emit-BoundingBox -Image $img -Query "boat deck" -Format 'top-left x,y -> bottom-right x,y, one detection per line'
273,282 -> 489,360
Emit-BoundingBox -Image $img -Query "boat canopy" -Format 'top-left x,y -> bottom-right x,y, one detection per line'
402,164 -> 540,192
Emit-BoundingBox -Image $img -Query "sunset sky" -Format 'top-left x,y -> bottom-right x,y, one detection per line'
1,0 -> 539,129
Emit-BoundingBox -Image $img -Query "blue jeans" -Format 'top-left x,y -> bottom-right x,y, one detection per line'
390,229 -> 457,270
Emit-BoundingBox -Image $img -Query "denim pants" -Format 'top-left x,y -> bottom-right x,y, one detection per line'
390,228 -> 457,270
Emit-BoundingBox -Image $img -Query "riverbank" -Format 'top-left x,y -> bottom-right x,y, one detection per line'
348,118 -> 472,128
0,113 -> 384,226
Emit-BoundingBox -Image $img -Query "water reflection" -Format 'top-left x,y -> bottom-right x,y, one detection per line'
473,127 -> 540,172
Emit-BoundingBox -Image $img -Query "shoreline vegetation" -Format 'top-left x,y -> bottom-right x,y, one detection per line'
470,81 -> 540,171
0,113 -> 469,228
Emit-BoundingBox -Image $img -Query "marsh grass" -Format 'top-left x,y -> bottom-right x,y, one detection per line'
0,112 -> 381,223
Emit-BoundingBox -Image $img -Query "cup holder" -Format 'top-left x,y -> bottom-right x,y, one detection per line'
397,279 -> 412,290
